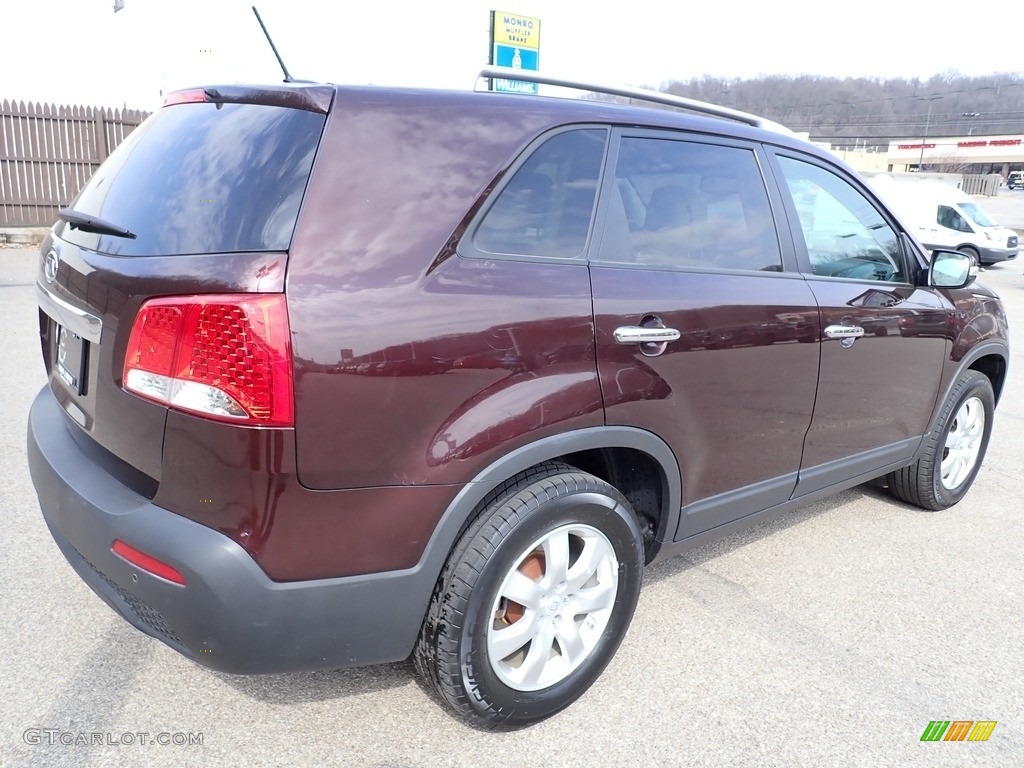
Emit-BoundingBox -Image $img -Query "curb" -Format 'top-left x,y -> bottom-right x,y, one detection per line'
0,227 -> 49,249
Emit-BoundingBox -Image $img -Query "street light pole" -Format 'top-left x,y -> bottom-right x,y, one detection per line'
963,112 -> 981,136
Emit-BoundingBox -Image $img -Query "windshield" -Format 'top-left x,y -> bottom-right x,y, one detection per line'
58,102 -> 326,256
959,202 -> 997,228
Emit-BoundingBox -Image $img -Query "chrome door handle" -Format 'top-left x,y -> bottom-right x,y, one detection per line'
824,324 -> 865,340
613,326 -> 681,344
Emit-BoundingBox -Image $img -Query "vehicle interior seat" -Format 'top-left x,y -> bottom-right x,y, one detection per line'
639,184 -> 706,265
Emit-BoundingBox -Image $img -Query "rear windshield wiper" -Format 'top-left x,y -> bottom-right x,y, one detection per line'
58,209 -> 137,240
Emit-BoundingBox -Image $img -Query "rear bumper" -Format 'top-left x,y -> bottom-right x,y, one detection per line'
27,386 -> 433,673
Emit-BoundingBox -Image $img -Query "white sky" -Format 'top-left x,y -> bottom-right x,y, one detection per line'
1,0 -> 1022,111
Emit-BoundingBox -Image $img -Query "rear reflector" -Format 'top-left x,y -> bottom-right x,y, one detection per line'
112,540 -> 187,585
123,294 -> 294,426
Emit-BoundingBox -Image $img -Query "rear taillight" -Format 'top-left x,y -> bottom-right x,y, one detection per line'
123,294 -> 294,427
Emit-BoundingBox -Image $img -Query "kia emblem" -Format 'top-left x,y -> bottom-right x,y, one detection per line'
44,249 -> 59,284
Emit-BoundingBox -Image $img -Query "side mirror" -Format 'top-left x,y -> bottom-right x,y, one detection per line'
929,249 -> 977,289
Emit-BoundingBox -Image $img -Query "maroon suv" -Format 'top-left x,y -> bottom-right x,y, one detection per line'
28,75 -> 1008,729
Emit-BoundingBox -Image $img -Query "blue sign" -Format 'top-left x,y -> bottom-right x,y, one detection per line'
492,43 -> 539,94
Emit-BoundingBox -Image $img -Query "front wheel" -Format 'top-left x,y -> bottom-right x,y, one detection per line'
887,369 -> 994,510
414,464 -> 644,729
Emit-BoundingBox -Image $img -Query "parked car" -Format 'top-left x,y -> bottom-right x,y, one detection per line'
866,176 -> 1018,265
1008,171 -> 1024,190
28,69 -> 1008,730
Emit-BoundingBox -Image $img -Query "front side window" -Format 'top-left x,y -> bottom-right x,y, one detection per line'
472,128 -> 607,259
777,156 -> 906,283
597,137 -> 782,272
938,205 -> 973,232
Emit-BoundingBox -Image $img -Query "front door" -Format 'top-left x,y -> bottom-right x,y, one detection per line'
769,152 -> 950,496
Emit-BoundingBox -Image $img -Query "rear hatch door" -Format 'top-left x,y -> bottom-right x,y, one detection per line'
36,85 -> 332,487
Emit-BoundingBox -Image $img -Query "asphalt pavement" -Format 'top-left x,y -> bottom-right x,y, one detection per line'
1,243 -> 1022,768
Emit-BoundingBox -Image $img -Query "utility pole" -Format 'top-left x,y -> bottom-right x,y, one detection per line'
917,95 -> 943,171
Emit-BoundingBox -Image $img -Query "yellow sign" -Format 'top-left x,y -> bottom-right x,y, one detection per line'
492,11 -> 541,49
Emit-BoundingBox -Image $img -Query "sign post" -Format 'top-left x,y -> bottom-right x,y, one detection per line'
488,10 -> 541,94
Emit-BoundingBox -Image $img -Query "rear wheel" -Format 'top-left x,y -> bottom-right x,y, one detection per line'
887,369 -> 994,510
414,463 -> 644,729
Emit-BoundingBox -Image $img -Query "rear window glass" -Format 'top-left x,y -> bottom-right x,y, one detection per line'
58,102 -> 326,256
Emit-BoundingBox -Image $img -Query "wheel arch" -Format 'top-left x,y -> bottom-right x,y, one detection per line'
418,427 -> 681,582
968,350 -> 1008,405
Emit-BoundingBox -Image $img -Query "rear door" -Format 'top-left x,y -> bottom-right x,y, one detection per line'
589,129 -> 821,540
767,150 -> 949,495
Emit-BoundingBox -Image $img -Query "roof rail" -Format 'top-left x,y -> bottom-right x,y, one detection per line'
477,65 -> 793,135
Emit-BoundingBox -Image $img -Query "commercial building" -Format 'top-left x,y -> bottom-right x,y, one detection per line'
886,134 -> 1024,177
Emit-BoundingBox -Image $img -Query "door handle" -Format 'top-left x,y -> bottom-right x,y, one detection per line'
824,324 -> 865,340
613,326 -> 682,345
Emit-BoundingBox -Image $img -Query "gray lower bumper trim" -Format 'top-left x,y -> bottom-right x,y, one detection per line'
27,386 -> 432,674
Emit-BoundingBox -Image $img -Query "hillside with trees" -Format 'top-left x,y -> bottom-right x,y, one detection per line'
657,72 -> 1024,150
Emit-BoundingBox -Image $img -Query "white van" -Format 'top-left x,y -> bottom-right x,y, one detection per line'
866,177 -> 1018,265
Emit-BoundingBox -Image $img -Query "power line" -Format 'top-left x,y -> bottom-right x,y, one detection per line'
789,121 -> 1024,132
671,80 -> 1024,113
810,136 -> 1024,146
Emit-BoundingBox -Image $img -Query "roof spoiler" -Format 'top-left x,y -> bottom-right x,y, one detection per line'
163,84 -> 334,114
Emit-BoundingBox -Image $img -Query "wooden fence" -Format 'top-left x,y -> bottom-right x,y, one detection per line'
0,100 -> 149,227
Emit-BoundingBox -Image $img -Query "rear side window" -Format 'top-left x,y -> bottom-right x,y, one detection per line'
471,128 -> 607,259
596,137 -> 782,272
59,103 -> 326,256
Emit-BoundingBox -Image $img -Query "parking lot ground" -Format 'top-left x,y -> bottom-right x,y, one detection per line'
1,247 -> 1023,768
975,188 -> 1024,231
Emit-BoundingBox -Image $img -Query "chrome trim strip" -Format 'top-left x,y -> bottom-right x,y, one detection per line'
35,282 -> 102,344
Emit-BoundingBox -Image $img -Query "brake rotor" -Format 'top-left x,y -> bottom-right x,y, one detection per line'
500,549 -> 545,624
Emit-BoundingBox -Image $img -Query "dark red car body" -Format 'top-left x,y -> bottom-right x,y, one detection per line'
28,83 -> 1008,675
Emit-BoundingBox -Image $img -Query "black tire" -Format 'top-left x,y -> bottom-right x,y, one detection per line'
887,370 -> 994,510
414,463 -> 644,729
